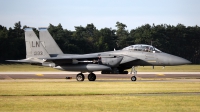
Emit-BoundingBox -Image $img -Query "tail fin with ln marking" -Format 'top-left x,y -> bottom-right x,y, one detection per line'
24,28 -> 50,59
6,28 -> 50,63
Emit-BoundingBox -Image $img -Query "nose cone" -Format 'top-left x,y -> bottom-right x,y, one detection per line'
169,56 -> 191,65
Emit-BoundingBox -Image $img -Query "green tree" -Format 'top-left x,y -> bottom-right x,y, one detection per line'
115,22 -> 129,49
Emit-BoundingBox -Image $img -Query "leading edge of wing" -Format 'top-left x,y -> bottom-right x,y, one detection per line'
42,55 -> 100,61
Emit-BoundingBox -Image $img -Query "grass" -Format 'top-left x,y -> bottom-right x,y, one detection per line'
0,81 -> 200,111
1,96 -> 199,112
0,82 -> 200,96
1,64 -> 200,72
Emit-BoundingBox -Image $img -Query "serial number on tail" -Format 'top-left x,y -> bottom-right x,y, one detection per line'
34,51 -> 43,55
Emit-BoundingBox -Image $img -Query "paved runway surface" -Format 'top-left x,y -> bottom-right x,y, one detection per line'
0,72 -> 200,82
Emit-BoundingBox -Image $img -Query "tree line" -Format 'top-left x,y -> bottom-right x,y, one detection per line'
0,21 -> 200,64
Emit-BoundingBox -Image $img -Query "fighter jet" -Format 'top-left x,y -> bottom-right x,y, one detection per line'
7,28 -> 191,81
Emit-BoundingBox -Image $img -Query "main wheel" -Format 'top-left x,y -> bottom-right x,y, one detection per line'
76,73 -> 85,81
88,73 -> 96,81
131,76 -> 137,81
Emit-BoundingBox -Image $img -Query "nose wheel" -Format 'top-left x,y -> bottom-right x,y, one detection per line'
131,76 -> 137,81
130,66 -> 137,81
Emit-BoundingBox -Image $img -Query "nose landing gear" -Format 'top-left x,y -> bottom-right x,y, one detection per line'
130,66 -> 137,81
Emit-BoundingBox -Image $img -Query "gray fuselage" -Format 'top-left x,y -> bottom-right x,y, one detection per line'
53,49 -> 190,71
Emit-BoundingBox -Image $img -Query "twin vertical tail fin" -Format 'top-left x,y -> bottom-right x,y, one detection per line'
7,27 -> 63,64
24,28 -> 50,59
39,27 -> 63,56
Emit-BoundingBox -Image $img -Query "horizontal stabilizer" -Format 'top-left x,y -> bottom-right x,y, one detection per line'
6,57 -> 45,63
6,60 -> 40,63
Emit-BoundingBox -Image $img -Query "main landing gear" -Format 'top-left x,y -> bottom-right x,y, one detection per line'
88,73 -> 96,81
76,72 -> 96,81
76,73 -> 85,81
130,66 -> 137,81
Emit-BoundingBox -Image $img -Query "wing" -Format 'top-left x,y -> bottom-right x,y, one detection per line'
42,54 -> 138,67
42,54 -> 115,65
6,54 -> 138,69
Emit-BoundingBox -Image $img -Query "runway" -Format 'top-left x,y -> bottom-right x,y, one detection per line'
0,72 -> 200,81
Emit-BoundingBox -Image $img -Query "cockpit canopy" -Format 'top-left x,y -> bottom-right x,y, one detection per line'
122,44 -> 162,53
